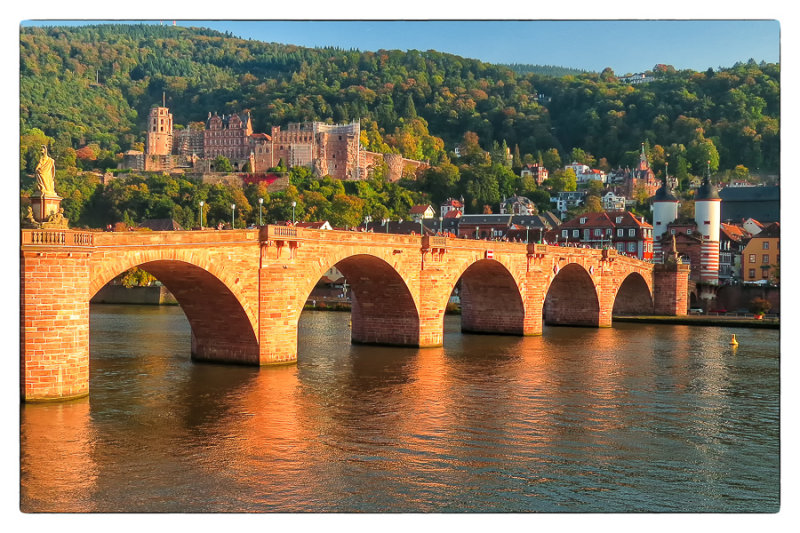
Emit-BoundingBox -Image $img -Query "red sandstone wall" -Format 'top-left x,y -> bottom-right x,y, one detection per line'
21,228 -> 688,401
21,250 -> 91,401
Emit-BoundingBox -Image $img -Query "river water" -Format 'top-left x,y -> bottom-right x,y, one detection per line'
20,304 -> 780,513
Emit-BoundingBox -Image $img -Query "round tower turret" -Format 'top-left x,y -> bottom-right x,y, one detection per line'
652,163 -> 679,262
694,161 -> 721,242
694,161 -> 721,284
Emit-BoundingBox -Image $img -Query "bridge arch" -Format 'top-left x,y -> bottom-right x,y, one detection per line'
438,256 -> 525,335
543,263 -> 601,326
90,252 -> 259,364
297,251 -> 421,347
612,272 -> 654,316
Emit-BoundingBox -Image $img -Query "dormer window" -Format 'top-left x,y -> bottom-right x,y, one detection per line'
616,216 -> 623,223
580,217 -> 587,224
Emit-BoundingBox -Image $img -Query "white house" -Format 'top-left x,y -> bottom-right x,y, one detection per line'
602,191 -> 626,211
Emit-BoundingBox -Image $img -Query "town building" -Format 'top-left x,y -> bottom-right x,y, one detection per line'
500,195 -> 537,215
719,222 -> 750,283
504,214 -> 556,243
741,222 -> 780,284
618,73 -> 656,84
457,214 -> 516,240
610,144 -> 660,199
551,191 -> 586,218
742,218 -> 765,235
409,204 -> 436,222
565,162 -> 591,178
576,168 -> 608,184
204,111 -> 253,162
547,211 -> 654,260
719,185 -> 779,224
440,197 -> 464,217
295,221 -> 333,230
602,190 -> 627,211
520,163 -> 548,186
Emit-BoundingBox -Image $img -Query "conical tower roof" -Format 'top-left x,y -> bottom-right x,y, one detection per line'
653,163 -> 678,201
695,161 -> 720,200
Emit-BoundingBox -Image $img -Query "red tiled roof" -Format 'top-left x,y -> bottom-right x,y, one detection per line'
720,223 -> 748,241
410,205 -> 432,214
295,221 -> 329,229
558,212 -> 614,229
444,211 -> 462,219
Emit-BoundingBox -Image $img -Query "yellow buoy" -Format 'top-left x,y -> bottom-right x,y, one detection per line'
730,334 -> 739,346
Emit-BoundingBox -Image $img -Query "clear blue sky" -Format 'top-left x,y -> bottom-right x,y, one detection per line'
21,19 -> 780,74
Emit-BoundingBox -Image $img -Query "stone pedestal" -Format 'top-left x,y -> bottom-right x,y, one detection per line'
31,193 -> 61,221
26,193 -> 68,229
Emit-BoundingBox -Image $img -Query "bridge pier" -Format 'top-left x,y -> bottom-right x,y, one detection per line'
653,263 -> 691,315
21,249 -> 91,401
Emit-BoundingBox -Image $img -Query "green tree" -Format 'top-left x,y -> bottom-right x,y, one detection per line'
687,138 -> 720,174
541,148 -> 562,172
213,155 -> 233,173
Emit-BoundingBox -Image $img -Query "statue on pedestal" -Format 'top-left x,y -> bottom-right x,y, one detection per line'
26,144 -> 68,228
35,145 -> 56,197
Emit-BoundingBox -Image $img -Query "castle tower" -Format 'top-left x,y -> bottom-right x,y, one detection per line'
694,161 -> 721,284
652,162 -> 679,262
638,142 -> 649,171
145,105 -> 173,156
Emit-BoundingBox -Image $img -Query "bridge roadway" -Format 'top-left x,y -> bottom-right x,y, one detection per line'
21,226 -> 689,401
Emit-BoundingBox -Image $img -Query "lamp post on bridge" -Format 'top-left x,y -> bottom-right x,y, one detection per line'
291,201 -> 297,225
199,201 -> 204,229
258,197 -> 263,226
231,203 -> 236,229
364,215 -> 372,232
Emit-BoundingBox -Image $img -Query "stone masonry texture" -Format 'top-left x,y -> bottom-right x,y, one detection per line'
20,228 -> 685,401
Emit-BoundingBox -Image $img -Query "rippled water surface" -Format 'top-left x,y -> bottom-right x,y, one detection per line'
20,305 -> 780,512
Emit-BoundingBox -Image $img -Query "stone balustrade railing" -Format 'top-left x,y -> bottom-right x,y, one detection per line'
22,229 -> 95,247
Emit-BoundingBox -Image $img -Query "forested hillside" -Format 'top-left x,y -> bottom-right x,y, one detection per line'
20,23 -> 779,175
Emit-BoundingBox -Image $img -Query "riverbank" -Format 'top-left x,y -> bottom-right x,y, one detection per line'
613,315 -> 779,329
90,289 -> 777,329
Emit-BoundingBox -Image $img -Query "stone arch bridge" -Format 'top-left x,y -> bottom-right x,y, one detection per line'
21,226 -> 689,401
